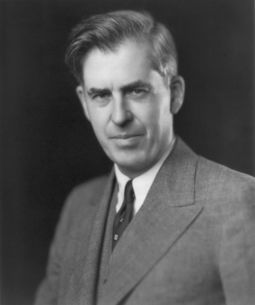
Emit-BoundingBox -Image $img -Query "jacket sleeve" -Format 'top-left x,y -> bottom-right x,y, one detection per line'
33,175 -> 107,305
33,192 -> 76,305
218,182 -> 255,305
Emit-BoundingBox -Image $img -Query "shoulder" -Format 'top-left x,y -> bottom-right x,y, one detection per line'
57,174 -> 110,233
175,137 -> 255,202
195,156 -> 255,213
196,156 -> 255,193
67,174 -> 109,206
65,174 -> 109,213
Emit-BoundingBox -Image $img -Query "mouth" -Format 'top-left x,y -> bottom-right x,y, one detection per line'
110,134 -> 142,140
109,133 -> 144,147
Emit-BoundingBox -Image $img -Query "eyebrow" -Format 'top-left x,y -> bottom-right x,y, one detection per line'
87,80 -> 152,96
87,88 -> 111,97
121,80 -> 152,93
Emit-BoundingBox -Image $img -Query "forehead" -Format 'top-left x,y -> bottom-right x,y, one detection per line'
81,40 -> 154,88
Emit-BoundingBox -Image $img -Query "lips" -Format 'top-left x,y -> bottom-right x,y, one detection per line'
109,133 -> 144,147
110,134 -> 142,139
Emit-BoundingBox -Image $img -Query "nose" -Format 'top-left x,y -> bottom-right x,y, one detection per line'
111,94 -> 132,126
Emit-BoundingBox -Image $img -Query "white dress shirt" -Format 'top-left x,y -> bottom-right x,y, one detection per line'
114,138 -> 175,215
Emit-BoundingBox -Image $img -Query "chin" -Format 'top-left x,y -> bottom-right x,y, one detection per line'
106,148 -> 149,171
114,158 -> 148,176
114,159 -> 139,169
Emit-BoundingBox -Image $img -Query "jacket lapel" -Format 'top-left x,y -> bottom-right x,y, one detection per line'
99,138 -> 203,305
97,183 -> 118,297
73,171 -> 115,305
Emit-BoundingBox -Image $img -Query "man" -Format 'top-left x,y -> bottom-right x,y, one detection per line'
35,10 -> 255,305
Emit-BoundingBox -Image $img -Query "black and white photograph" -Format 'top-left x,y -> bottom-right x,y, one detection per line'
1,0 -> 255,304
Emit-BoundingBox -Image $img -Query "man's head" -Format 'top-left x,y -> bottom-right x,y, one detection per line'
65,10 -> 185,178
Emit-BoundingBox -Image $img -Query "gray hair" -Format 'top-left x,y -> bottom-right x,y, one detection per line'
65,10 -> 178,84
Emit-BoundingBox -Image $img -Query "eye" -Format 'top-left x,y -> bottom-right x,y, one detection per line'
91,91 -> 111,101
132,88 -> 145,94
127,87 -> 149,98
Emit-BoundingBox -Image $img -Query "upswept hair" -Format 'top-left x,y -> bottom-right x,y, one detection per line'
65,10 -> 178,84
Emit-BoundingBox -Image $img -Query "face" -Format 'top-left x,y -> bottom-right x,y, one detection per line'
77,39 -> 184,178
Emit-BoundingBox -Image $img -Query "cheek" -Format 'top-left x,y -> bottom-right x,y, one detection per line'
88,111 -> 107,137
138,103 -> 162,133
141,104 -> 172,139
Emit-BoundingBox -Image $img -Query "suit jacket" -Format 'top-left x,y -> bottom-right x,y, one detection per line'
35,138 -> 255,305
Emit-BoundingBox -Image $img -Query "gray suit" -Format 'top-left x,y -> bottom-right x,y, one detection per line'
35,138 -> 255,305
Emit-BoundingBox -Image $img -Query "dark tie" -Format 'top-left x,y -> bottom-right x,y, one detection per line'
112,180 -> 135,249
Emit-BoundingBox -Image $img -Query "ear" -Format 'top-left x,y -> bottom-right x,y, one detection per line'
170,76 -> 185,114
76,85 -> 91,121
